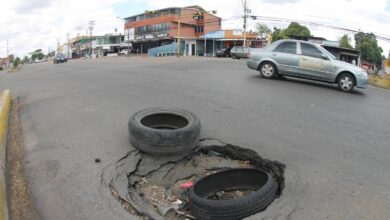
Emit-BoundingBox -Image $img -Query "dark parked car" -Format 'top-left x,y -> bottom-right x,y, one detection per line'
215,48 -> 231,57
53,53 -> 67,64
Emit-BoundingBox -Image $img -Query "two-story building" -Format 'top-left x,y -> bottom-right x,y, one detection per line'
123,5 -> 221,54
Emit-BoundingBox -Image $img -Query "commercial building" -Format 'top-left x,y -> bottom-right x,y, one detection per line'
94,34 -> 124,57
124,5 -> 221,54
199,29 -> 266,56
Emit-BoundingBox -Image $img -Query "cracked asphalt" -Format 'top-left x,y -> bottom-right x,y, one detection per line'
1,56 -> 390,220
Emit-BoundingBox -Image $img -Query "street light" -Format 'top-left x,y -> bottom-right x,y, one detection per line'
117,16 -> 130,56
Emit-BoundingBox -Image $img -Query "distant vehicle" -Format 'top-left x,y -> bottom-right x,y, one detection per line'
215,48 -> 231,57
246,39 -> 368,92
119,49 -> 130,55
104,51 -> 118,56
53,53 -> 67,64
230,46 -> 250,59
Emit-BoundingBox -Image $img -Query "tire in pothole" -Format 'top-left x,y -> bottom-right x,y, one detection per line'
128,107 -> 201,155
188,168 -> 278,220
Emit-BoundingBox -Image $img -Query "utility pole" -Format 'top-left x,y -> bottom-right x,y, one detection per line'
6,40 -> 9,57
117,16 -> 130,57
75,26 -> 82,38
241,0 -> 251,48
75,26 -> 82,58
243,0 -> 247,48
66,33 -> 70,59
177,17 -> 181,57
88,20 -> 95,56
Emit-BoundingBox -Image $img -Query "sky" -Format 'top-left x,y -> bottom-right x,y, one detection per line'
1,0 -> 390,58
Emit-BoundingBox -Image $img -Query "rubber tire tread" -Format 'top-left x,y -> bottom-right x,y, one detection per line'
188,168 -> 278,220
128,107 -> 201,155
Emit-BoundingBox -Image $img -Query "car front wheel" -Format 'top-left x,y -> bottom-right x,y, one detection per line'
260,62 -> 277,79
337,73 -> 355,92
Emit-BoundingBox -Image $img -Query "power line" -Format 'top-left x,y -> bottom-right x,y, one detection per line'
75,26 -> 82,37
250,15 -> 390,42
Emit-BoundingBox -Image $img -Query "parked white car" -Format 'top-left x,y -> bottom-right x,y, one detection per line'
119,49 -> 130,55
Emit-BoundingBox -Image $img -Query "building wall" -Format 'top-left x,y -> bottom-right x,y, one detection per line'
169,23 -> 197,38
125,15 -> 176,29
125,7 -> 221,40
224,30 -> 257,39
203,13 -> 221,34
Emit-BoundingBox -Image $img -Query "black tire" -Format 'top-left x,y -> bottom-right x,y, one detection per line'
188,168 -> 278,220
128,107 -> 201,155
337,73 -> 355,92
259,62 -> 277,79
232,54 -> 237,59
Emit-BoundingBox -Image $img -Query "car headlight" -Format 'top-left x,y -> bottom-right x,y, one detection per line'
357,70 -> 368,78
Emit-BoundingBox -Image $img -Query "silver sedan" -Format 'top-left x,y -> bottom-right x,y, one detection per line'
247,39 -> 368,92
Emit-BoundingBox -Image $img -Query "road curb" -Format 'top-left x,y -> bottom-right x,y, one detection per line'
0,89 -> 11,220
369,76 -> 390,89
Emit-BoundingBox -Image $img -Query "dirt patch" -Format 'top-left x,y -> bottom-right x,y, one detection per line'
7,98 -> 40,220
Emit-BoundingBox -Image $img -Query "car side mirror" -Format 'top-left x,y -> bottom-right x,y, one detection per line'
321,54 -> 329,60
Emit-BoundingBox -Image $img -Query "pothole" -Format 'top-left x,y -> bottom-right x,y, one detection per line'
102,138 -> 285,220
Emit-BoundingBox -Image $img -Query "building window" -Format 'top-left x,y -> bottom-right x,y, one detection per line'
134,23 -> 170,35
127,8 -> 181,23
195,26 -> 204,33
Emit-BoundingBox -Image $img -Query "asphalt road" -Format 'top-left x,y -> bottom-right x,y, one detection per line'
1,56 -> 390,220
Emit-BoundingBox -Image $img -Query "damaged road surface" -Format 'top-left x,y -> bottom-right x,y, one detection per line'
3,57 -> 390,220
102,139 -> 285,220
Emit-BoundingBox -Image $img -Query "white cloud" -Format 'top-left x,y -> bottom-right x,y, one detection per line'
142,0 -> 390,56
0,0 -> 125,57
1,0 -> 390,57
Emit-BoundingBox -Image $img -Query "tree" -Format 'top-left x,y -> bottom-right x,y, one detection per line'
339,35 -> 353,49
255,23 -> 271,39
31,52 -> 44,61
272,27 -> 288,42
283,22 -> 311,38
22,56 -> 29,64
354,32 -> 384,69
13,57 -> 21,67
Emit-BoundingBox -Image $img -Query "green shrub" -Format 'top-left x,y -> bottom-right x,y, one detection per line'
13,57 -> 21,67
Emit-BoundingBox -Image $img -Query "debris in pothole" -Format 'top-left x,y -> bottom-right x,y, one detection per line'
102,139 -> 285,220
207,189 -> 255,200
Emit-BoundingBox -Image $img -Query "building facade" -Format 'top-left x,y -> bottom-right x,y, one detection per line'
124,6 -> 221,54
94,34 -> 123,57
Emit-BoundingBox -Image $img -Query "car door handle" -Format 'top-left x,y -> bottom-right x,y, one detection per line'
272,53 -> 277,56
302,58 -> 308,60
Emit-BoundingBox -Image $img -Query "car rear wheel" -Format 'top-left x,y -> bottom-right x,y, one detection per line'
337,73 -> 355,92
260,62 -> 277,79
232,54 -> 237,59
